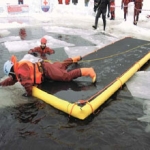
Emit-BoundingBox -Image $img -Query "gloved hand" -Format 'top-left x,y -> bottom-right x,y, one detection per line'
22,93 -> 31,97
31,52 -> 38,57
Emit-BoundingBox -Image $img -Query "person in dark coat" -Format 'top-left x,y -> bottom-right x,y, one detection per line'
93,0 -> 110,31
0,54 -> 96,97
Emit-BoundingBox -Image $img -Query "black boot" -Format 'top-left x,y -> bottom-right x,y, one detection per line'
92,25 -> 97,29
92,17 -> 98,30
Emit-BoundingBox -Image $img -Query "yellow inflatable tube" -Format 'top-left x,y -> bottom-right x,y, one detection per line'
32,52 -> 150,120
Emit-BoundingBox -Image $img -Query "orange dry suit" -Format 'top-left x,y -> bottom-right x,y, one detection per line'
1,55 -> 43,96
110,0 -> 115,20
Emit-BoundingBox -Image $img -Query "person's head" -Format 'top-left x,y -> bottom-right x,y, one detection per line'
40,37 -> 47,49
3,60 -> 15,77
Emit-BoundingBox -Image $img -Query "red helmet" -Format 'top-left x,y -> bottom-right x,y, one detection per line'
41,37 -> 47,44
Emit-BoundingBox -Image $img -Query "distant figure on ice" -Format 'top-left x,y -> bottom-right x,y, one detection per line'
0,54 -> 96,97
18,0 -> 23,5
110,0 -> 115,20
121,0 -> 134,21
93,0 -> 110,31
58,0 -> 70,5
72,0 -> 78,5
19,28 -> 26,40
28,37 -> 55,60
133,0 -> 143,25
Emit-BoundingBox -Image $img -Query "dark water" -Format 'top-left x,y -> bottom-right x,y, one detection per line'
0,26 -> 150,150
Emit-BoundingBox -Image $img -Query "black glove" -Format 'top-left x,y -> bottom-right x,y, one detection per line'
31,52 -> 38,57
22,93 -> 31,97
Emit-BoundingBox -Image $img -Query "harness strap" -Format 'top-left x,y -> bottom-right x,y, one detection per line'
36,62 -> 44,74
33,63 -> 36,84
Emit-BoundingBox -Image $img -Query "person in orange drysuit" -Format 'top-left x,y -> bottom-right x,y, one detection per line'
0,54 -> 96,97
121,0 -> 132,21
110,0 -> 115,20
58,0 -> 70,5
133,0 -> 143,25
28,37 -> 55,60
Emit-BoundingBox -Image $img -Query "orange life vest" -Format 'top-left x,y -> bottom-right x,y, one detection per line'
11,55 -> 43,84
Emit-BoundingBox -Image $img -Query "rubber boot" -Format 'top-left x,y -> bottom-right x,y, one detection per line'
72,56 -> 82,63
92,17 -> 98,29
80,68 -> 96,83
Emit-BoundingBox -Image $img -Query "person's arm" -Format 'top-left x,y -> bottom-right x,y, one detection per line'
0,76 -> 17,86
17,64 -> 34,97
45,47 -> 55,55
28,47 -> 40,54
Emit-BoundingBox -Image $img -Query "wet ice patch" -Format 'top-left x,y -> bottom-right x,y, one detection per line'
0,30 -> 10,37
126,71 -> 150,132
64,46 -> 97,57
43,26 -> 94,36
126,71 -> 150,99
138,100 -> 150,132
0,77 -> 29,108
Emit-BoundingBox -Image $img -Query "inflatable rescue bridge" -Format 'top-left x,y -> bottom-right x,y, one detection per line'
32,37 -> 150,120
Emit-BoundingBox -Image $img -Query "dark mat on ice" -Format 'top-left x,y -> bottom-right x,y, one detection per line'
40,37 -> 150,102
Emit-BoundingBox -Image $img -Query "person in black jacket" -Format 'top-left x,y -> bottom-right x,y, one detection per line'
93,0 -> 110,31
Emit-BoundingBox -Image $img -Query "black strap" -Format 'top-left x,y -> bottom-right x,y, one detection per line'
33,63 -> 36,84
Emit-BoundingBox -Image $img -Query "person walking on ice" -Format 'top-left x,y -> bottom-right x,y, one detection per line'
93,0 -> 110,31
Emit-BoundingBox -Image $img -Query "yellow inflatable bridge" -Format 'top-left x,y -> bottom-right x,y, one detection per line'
32,37 -> 150,120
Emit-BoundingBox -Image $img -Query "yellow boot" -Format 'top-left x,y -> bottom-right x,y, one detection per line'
72,56 -> 82,63
80,68 -> 96,83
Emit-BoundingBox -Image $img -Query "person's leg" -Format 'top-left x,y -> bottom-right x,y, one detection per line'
93,10 -> 101,29
44,62 -> 96,83
53,56 -> 82,70
60,67 -> 96,83
102,9 -> 107,31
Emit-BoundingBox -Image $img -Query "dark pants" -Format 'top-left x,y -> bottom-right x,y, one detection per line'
18,0 -> 23,4
95,8 -> 107,31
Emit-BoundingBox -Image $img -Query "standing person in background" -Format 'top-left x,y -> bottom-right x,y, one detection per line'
93,0 -> 110,31
58,0 -> 70,5
133,0 -> 143,25
121,0 -> 131,21
28,37 -> 55,60
110,0 -> 115,20
72,0 -> 78,5
18,0 -> 23,5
